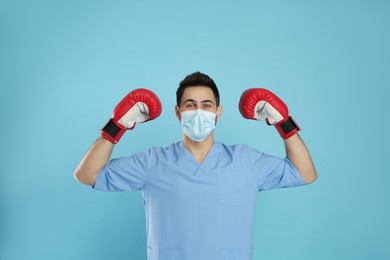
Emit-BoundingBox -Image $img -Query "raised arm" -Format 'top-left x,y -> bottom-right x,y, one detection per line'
284,134 -> 317,184
239,88 -> 317,184
74,136 -> 114,186
73,88 -> 162,186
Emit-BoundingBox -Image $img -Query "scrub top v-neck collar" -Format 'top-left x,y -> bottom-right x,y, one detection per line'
177,141 -> 222,177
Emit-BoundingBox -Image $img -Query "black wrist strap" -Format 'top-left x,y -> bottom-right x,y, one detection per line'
102,119 -> 121,138
279,116 -> 300,134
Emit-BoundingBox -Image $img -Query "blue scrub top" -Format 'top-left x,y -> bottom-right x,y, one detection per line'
93,141 -> 305,260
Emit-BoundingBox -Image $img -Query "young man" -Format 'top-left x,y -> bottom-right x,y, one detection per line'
74,72 -> 317,260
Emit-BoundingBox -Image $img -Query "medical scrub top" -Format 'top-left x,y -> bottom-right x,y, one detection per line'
93,141 -> 305,260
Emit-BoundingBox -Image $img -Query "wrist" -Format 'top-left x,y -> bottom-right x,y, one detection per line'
101,118 -> 126,144
275,116 -> 300,139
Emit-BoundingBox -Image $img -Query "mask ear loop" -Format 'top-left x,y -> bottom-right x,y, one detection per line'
178,109 -> 183,124
214,106 -> 221,126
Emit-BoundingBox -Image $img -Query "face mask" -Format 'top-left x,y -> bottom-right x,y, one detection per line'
180,109 -> 217,142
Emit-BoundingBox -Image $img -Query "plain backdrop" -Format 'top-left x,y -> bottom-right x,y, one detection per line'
1,0 -> 389,259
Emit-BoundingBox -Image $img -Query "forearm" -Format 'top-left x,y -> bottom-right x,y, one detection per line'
73,136 -> 114,186
284,134 -> 317,184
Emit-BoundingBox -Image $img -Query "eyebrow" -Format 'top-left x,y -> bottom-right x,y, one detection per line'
184,99 -> 214,104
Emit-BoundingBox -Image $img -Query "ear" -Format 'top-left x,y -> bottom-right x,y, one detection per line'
175,105 -> 181,121
216,105 -> 223,121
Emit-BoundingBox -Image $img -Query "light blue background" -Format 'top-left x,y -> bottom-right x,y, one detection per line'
1,0 -> 389,259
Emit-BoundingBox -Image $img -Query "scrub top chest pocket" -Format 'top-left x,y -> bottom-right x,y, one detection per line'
217,171 -> 249,206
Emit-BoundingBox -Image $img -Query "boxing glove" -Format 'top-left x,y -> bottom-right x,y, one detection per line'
239,88 -> 300,139
101,88 -> 162,144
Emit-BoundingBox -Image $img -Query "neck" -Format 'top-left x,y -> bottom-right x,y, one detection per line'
182,133 -> 214,164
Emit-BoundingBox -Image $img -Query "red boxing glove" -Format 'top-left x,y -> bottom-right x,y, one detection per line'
101,88 -> 162,144
239,88 -> 300,139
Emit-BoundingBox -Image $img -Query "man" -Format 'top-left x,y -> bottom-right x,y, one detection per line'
74,71 -> 317,260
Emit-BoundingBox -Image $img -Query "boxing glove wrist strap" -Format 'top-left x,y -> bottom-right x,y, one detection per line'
101,119 -> 125,144
275,116 -> 300,139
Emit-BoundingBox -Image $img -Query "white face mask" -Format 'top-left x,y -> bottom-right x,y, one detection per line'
180,109 -> 217,142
